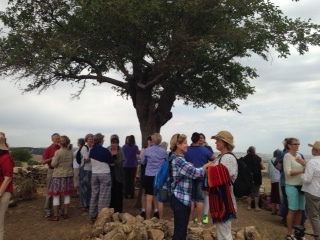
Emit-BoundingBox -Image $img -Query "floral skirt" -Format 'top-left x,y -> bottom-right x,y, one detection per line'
48,176 -> 74,196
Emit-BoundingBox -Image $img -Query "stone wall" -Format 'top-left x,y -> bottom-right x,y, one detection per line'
80,208 -> 262,240
12,165 -> 47,202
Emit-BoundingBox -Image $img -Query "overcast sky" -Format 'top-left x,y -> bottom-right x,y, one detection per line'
0,1 -> 319,155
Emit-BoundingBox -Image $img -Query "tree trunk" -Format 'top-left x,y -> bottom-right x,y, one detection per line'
132,81 -> 176,208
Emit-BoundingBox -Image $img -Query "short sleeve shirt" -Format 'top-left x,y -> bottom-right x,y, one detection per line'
0,152 -> 14,193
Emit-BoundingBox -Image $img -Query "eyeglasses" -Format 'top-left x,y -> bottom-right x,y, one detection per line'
290,143 -> 300,146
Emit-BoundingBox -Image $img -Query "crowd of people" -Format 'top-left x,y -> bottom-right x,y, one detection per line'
0,130 -> 320,240
266,138 -> 320,240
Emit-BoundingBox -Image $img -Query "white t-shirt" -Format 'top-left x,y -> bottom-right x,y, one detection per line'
284,152 -> 304,185
91,158 -> 110,174
302,155 -> 320,197
72,149 -> 80,169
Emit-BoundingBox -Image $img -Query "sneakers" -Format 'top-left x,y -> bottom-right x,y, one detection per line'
140,211 -> 146,219
202,215 -> 209,224
255,207 -> 261,212
45,210 -> 51,218
286,235 -> 297,240
247,206 -> 251,211
153,211 -> 159,219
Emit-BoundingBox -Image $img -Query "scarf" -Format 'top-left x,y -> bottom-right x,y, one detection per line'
203,164 -> 236,223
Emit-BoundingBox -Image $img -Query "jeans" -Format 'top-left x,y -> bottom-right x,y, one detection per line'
170,195 -> 190,240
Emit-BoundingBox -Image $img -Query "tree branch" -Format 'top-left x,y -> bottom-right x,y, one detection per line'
69,56 -> 103,78
54,72 -> 128,89
137,73 -> 164,89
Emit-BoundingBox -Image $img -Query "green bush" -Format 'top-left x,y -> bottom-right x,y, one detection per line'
27,160 -> 40,166
15,161 -> 22,167
10,148 -> 32,162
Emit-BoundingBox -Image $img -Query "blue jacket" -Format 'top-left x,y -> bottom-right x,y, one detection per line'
89,144 -> 113,164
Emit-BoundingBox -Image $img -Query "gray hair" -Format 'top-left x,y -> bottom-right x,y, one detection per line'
160,141 -> 168,150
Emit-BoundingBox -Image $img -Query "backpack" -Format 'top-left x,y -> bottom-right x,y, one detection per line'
76,145 -> 89,165
221,152 -> 253,198
154,155 -> 175,202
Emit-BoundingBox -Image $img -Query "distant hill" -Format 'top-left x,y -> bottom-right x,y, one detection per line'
10,147 -> 45,155
9,148 -> 312,162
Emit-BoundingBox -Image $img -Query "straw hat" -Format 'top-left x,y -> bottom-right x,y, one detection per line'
211,130 -> 235,148
0,132 -> 9,151
308,141 -> 320,150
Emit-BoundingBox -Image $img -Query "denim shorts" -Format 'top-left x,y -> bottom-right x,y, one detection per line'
191,178 -> 204,202
285,184 -> 305,210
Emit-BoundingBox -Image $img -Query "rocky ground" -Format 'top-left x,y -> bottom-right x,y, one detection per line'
4,187 -> 313,240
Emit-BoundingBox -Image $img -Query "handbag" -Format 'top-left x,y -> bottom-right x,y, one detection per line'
294,185 -> 304,194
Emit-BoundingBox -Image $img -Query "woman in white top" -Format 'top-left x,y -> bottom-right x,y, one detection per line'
301,141 -> 320,240
283,137 -> 306,240
79,134 -> 93,211
72,138 -> 85,197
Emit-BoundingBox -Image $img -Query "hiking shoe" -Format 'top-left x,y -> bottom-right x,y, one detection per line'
140,211 -> 146,219
45,210 -> 51,218
153,211 -> 159,219
202,215 -> 209,224
48,215 -> 59,221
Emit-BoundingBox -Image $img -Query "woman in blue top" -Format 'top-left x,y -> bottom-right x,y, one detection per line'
169,133 -> 212,240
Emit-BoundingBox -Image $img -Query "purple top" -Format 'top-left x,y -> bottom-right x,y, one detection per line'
122,144 -> 139,168
141,143 -> 167,176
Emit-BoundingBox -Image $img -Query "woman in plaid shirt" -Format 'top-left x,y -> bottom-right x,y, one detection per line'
169,133 -> 212,240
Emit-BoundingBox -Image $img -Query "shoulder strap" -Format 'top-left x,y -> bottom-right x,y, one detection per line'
218,152 -> 236,163
168,154 -> 181,189
79,145 -> 84,153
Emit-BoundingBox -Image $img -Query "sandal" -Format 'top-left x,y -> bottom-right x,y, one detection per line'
286,235 -> 296,240
48,216 -> 59,221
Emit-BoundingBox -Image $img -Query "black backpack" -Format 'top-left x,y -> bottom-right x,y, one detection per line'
76,145 -> 89,165
222,152 -> 253,198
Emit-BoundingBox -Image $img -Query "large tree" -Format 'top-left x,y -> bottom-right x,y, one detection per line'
0,0 -> 319,143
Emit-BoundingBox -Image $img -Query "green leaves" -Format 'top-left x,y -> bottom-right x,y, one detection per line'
1,0 -> 319,113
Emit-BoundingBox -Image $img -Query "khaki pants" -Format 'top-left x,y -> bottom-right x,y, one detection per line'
305,192 -> 320,240
0,192 -> 11,240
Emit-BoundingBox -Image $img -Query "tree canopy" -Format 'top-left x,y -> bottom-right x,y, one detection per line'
1,0 -> 319,142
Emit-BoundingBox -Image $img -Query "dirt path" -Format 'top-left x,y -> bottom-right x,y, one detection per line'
4,190 -> 313,240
